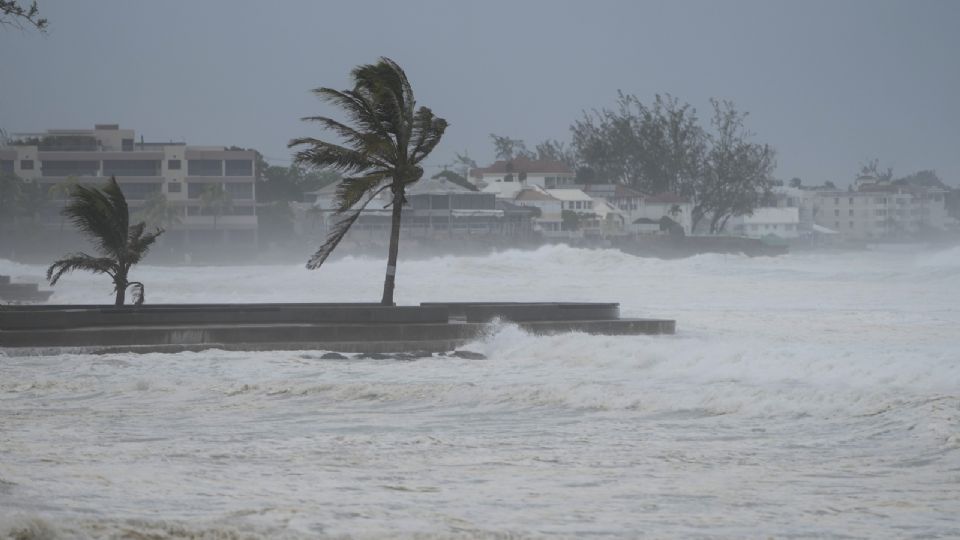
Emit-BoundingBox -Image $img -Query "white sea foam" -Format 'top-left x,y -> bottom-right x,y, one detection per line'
1,245 -> 959,538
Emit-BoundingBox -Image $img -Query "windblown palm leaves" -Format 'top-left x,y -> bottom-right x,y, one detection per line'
46,177 -> 164,305
289,57 -> 447,305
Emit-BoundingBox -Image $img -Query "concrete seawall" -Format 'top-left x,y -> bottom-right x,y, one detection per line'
0,302 -> 676,354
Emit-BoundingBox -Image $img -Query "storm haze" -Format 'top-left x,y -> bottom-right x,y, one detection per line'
2,0 -> 959,185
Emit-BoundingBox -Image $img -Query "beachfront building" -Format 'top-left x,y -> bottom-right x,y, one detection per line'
514,187 -> 564,237
302,174 -> 538,238
470,157 -> 576,190
811,182 -> 952,240
634,193 -> 693,235
729,207 -> 801,240
0,124 -> 258,248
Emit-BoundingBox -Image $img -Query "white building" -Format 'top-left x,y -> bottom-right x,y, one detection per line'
812,185 -> 952,239
470,157 -> 576,190
0,124 -> 258,247
730,207 -> 801,239
636,193 -> 693,235
514,187 -> 564,236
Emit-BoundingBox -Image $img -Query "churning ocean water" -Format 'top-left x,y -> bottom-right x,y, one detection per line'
1,245 -> 959,539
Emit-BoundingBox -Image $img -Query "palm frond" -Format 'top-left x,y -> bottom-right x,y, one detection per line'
126,221 -> 165,264
312,88 -> 388,139
46,253 -> 118,285
409,106 -> 449,163
62,178 -> 128,257
307,180 -> 391,270
288,137 -> 386,173
334,173 -> 390,213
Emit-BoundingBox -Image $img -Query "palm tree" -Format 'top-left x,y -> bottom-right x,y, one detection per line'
199,183 -> 232,230
48,176 -> 79,231
137,191 -> 182,230
46,177 -> 164,305
288,57 -> 448,305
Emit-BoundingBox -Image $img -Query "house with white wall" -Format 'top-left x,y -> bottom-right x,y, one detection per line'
730,207 -> 801,239
514,187 -> 563,236
635,193 -> 693,234
470,157 -> 575,190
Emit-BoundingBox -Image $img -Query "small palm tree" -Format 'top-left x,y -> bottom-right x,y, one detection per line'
47,177 -> 164,305
137,191 -> 182,230
199,183 -> 232,230
289,57 -> 448,305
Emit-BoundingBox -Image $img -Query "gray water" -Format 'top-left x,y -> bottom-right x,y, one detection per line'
1,245 -> 958,538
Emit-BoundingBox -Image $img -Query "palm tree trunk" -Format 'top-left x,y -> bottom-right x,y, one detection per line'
113,270 -> 128,306
380,186 -> 404,306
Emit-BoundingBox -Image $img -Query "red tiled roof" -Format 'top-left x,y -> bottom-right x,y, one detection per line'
470,156 -> 573,177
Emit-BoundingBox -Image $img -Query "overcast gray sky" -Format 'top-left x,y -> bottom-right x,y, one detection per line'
2,0 -> 958,186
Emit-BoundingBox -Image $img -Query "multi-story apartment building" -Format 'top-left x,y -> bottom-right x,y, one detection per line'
812,184 -> 950,239
0,124 -> 258,247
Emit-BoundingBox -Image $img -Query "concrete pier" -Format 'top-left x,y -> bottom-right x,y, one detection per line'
0,275 -> 54,304
0,302 -> 675,354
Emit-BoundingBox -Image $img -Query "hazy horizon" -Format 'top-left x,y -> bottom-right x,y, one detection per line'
2,0 -> 959,187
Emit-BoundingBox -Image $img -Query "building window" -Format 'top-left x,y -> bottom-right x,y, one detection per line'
0,160 -> 13,174
834,209 -> 839,217
168,159 -> 182,170
122,139 -> 134,151
224,182 -> 254,199
834,197 -> 839,204
187,182 -> 210,199
118,182 -> 162,200
849,209 -> 854,216
849,221 -> 854,229
20,160 -> 34,170
103,160 -> 161,177
849,197 -> 854,204
41,160 -> 100,177
167,182 -> 182,193
224,159 -> 253,176
188,160 -> 222,176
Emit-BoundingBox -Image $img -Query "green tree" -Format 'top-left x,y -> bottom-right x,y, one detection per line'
571,92 -> 706,194
490,134 -> 534,160
199,183 -> 233,230
136,191 -> 182,230
47,177 -> 164,305
692,99 -> 776,233
288,57 -> 448,305
16,179 -> 45,225
561,209 -> 582,232
0,0 -> 47,31
47,176 -> 80,230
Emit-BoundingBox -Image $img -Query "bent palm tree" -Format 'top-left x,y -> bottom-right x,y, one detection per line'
199,183 -> 232,230
47,177 -> 164,305
289,57 -> 448,305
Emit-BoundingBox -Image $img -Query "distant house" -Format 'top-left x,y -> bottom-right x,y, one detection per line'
470,157 -> 576,190
514,187 -> 563,236
637,193 -> 693,235
581,183 -> 645,223
632,217 -> 662,235
730,207 -> 801,239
